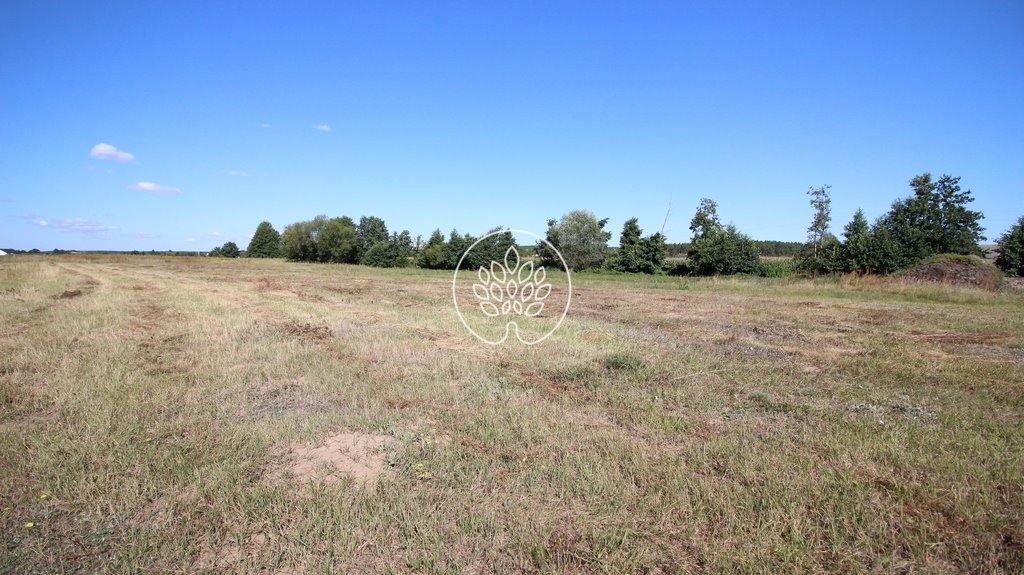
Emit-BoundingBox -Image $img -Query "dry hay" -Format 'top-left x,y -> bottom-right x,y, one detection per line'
280,320 -> 332,341
911,331 -> 1007,344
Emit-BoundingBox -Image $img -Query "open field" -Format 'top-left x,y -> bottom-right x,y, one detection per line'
1,255 -> 1023,574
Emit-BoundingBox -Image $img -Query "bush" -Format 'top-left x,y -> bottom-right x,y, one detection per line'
796,235 -> 842,275
757,258 -> 797,278
994,216 -> 1024,277
687,225 -> 760,276
212,241 -> 240,258
361,241 -> 404,268
416,229 -> 448,269
666,260 -> 692,276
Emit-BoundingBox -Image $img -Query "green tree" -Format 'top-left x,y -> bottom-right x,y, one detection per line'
358,230 -> 413,268
611,218 -> 644,272
318,217 -> 360,263
468,227 -> 515,269
685,199 -> 759,275
281,216 -> 327,261
689,198 -> 721,240
805,185 -> 832,257
416,229 -> 448,269
447,230 -> 478,269
356,216 -> 389,254
797,185 -> 841,275
392,230 -> 414,265
219,241 -> 240,258
879,173 -> 985,268
638,232 -> 667,274
864,220 -> 904,274
537,210 -> 611,271
995,216 -> 1024,277
361,242 -> 399,267
688,225 -> 760,275
839,209 -> 871,272
611,218 -> 666,273
246,221 -> 281,258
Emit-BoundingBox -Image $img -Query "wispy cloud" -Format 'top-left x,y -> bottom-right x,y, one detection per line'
122,231 -> 156,239
31,217 -> 119,236
209,231 -> 223,238
185,237 -> 197,243
227,170 -> 250,177
129,181 -> 181,195
313,124 -> 332,132
90,143 -> 136,163
259,122 -> 271,129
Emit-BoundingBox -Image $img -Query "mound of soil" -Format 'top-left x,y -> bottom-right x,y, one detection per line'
901,261 -> 1003,291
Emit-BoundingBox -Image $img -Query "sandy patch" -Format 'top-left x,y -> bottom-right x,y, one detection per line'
270,432 -> 389,485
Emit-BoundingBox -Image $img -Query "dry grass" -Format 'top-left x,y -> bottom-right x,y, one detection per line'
1,255 -> 1023,573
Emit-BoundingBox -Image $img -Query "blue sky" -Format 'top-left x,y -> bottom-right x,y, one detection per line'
1,1 -> 1022,251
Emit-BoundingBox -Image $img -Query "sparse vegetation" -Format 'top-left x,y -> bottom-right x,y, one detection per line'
2,254 -> 1021,572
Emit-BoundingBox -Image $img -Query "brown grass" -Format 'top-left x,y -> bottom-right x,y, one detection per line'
1,254 -> 1022,573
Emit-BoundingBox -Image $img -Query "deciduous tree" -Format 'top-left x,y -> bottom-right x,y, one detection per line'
537,210 -> 611,271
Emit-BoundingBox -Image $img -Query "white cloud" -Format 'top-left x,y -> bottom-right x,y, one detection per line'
31,217 -> 118,235
186,237 -> 197,243
90,143 -> 136,162
129,181 -> 181,195
260,123 -> 271,129
313,124 -> 332,132
209,231 -> 223,238
227,170 -> 250,177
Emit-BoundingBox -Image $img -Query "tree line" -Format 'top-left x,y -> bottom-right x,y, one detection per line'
211,172 -> 1023,277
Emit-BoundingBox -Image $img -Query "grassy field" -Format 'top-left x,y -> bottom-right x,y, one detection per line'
1,255 -> 1022,574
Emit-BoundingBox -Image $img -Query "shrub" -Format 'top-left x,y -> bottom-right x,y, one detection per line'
757,258 -> 797,278
994,216 -> 1024,277
688,225 -> 760,276
361,241 -> 404,268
